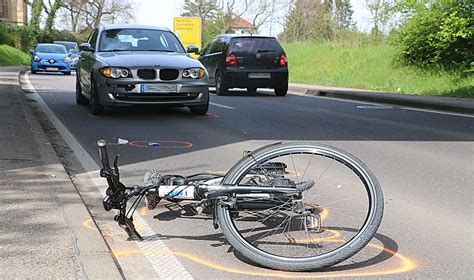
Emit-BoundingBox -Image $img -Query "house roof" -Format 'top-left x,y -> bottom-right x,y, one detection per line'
230,15 -> 254,29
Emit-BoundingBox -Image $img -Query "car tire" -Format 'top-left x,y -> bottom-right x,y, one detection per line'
247,87 -> 257,94
215,71 -> 228,96
90,77 -> 105,115
64,71 -> 71,75
274,85 -> 288,96
189,97 -> 209,115
76,76 -> 88,105
31,70 -> 37,74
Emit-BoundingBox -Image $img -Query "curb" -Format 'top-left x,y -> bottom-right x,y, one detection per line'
17,70 -> 123,279
289,83 -> 474,115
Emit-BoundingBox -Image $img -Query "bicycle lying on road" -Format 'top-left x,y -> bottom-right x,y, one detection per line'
98,140 -> 384,271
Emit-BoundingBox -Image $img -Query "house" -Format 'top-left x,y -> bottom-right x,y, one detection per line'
0,0 -> 27,26
230,15 -> 257,34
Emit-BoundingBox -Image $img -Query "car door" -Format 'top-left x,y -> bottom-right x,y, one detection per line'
80,28 -> 98,97
206,37 -> 225,84
198,38 -> 217,84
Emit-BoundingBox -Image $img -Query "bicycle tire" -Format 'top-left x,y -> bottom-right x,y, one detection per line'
217,143 -> 384,271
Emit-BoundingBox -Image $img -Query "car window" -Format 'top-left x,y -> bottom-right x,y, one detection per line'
229,37 -> 283,54
35,45 -> 67,54
98,29 -> 186,53
202,39 -> 217,55
54,42 -> 78,53
210,38 -> 224,54
89,29 -> 99,50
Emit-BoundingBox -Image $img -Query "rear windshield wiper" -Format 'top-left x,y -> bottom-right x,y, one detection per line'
257,50 -> 274,53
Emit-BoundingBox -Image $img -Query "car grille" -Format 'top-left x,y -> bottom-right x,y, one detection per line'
137,69 -> 156,80
159,69 -> 179,81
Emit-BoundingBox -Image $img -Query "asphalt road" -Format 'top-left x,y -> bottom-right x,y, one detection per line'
26,71 -> 473,279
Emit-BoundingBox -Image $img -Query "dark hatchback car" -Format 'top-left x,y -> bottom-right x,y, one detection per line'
199,34 -> 288,96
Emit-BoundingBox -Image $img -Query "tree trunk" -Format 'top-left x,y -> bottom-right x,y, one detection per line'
44,0 -> 62,31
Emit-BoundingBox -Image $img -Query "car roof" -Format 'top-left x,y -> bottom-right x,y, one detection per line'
36,43 -> 67,47
100,24 -> 170,32
218,34 -> 277,40
54,41 -> 78,44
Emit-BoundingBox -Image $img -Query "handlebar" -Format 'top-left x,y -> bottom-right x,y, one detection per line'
97,140 -> 111,170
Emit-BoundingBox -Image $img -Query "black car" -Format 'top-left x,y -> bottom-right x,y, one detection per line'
198,34 -> 288,96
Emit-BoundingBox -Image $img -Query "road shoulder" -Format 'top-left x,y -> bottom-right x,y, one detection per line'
0,67 -> 122,278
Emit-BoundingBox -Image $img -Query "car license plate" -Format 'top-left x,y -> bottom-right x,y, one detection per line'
46,67 -> 58,71
248,73 -> 271,79
140,84 -> 177,93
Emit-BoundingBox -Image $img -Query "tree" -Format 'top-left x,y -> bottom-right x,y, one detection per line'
365,0 -> 396,35
332,0 -> 355,32
281,0 -> 332,42
44,0 -> 62,32
59,0 -> 135,32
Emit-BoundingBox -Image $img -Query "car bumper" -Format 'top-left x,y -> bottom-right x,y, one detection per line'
96,80 -> 209,107
223,68 -> 288,88
31,61 -> 71,72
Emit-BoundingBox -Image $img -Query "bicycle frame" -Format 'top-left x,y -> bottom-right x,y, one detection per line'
97,140 -> 305,240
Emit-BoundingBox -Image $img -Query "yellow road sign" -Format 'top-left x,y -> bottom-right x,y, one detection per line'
173,17 -> 202,57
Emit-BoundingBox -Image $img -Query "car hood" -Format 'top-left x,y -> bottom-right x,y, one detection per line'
36,52 -> 68,60
96,52 -> 202,69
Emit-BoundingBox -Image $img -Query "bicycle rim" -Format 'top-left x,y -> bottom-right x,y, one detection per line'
217,143 -> 383,271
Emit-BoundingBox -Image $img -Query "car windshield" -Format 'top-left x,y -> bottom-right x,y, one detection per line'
54,42 -> 78,53
36,44 -> 67,54
98,28 -> 186,53
229,37 -> 283,54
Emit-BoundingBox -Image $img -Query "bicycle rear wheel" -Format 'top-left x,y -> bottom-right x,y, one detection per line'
217,143 -> 383,271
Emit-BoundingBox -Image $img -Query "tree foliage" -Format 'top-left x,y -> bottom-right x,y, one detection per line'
281,0 -> 356,42
394,0 -> 473,71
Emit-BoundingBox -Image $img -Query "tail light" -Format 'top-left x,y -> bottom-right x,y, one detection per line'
225,53 -> 237,66
279,53 -> 288,67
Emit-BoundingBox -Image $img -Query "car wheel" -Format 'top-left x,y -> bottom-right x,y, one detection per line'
31,70 -> 37,74
90,77 -> 105,115
274,85 -> 288,96
76,76 -> 88,105
189,97 -> 209,115
189,103 -> 209,115
215,71 -> 228,96
247,87 -> 257,94
64,71 -> 71,76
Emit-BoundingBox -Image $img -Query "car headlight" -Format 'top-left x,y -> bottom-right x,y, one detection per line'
72,57 -> 79,63
33,55 -> 41,62
64,57 -> 71,63
182,67 -> 205,79
100,67 -> 132,79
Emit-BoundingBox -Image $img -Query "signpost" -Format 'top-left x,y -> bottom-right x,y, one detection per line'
173,17 -> 202,58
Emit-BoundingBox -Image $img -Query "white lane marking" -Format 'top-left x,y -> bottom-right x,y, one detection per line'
287,91 -> 474,118
399,106 -> 474,118
210,102 -> 235,109
20,71 -> 194,279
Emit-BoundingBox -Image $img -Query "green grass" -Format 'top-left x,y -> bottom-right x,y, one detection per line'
283,42 -> 474,98
0,44 -> 30,66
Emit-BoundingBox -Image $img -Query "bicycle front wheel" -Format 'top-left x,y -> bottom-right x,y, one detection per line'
217,143 -> 384,271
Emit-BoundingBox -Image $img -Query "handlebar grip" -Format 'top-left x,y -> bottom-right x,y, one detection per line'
97,140 -> 111,169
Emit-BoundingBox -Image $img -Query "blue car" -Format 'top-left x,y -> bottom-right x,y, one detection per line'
30,43 -> 72,75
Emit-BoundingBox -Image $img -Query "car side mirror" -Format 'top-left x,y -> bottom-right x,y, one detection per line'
79,43 -> 94,52
29,50 -> 34,55
187,45 -> 199,54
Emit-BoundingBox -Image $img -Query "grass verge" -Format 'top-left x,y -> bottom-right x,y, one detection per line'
0,44 -> 30,66
283,42 -> 473,98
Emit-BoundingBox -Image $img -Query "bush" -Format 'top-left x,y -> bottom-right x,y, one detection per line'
394,1 -> 474,72
0,23 -> 16,47
0,44 -> 30,66
14,25 -> 35,52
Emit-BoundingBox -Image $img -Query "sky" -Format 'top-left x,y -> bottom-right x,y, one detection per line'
134,0 -> 373,36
